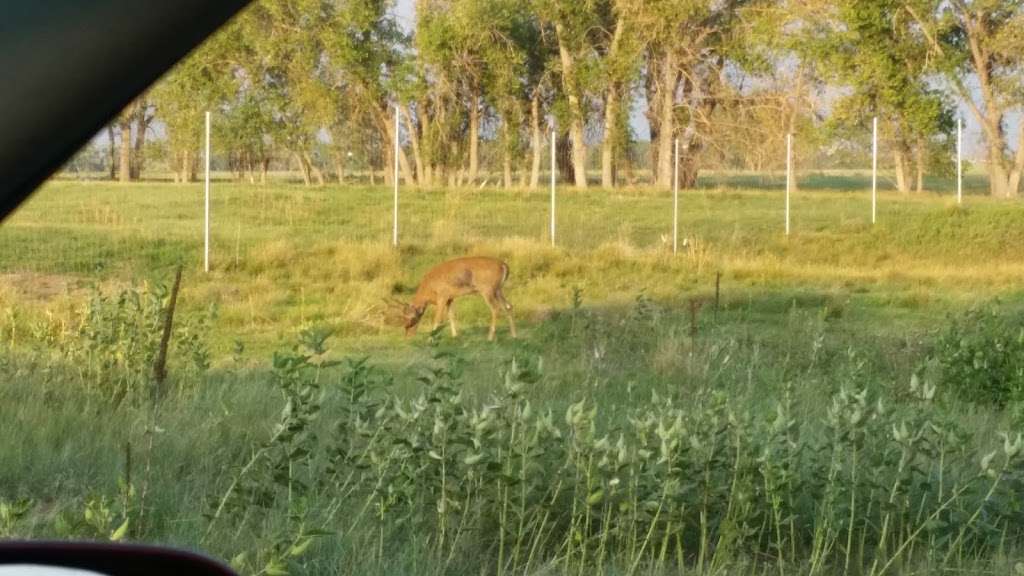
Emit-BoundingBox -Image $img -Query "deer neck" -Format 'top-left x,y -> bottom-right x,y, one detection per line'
411,288 -> 433,310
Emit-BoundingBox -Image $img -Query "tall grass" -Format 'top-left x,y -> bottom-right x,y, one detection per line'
3,296 -> 1024,575
4,181 -> 1024,574
2,323 -> 1024,573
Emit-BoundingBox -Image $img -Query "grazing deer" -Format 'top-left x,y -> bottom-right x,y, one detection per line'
390,257 -> 516,341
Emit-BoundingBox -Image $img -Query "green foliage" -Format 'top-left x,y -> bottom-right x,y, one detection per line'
196,340 -> 1024,574
0,498 -> 32,538
205,326 -> 335,575
54,496 -> 130,543
29,279 -> 215,403
934,305 -> 1024,407
5,302 -> 1024,573
800,0 -> 954,184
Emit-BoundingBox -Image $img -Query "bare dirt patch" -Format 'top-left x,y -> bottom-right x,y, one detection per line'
0,272 -> 80,300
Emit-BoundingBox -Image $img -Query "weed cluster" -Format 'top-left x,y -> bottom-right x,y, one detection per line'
22,280 -> 215,403
934,304 -> 1024,408
183,335 -> 1024,573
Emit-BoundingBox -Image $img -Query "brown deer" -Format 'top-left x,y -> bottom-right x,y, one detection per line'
391,257 -> 516,341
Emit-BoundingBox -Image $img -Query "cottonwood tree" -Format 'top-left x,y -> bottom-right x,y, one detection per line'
906,0 -> 1024,197
474,0 -> 548,188
233,0 -> 329,186
534,0 -> 602,188
796,0 -> 953,194
150,47 -> 230,183
321,0 -> 414,185
641,0 -> 763,188
109,96 -> 154,182
596,2 -> 644,188
410,0 -> 474,187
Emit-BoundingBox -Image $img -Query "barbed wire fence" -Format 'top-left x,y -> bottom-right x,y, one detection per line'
0,111 -> 991,281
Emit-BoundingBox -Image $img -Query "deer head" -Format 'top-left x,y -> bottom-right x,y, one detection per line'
383,297 -> 425,336
401,303 -> 426,336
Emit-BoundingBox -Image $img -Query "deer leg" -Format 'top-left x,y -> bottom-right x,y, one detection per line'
447,300 -> 458,337
483,293 -> 499,341
496,288 -> 516,339
432,301 -> 447,332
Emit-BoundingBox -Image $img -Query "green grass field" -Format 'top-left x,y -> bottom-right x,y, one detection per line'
3,177 -> 1024,575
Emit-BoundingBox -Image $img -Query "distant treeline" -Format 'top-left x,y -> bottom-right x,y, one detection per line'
86,0 -> 1022,196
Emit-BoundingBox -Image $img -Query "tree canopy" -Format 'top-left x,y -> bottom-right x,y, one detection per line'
110,0 -> 1022,196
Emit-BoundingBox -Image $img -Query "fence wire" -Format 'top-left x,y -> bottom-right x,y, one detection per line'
0,120 -> 996,280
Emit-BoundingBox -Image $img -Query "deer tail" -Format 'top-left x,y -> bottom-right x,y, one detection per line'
500,261 -> 510,285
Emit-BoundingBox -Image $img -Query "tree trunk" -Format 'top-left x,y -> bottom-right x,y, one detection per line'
601,86 -> 619,188
988,143 -> 1011,197
567,123 -> 587,188
502,122 -> 513,189
333,151 -> 346,184
555,21 -> 588,189
600,18 -> 626,189
914,140 -> 924,193
118,121 -> 132,183
1008,122 -> 1024,197
435,162 -> 445,188
955,20 -> 1020,198
399,105 -> 424,186
260,157 -> 269,185
296,152 -> 312,186
985,118 -> 1024,198
468,88 -> 480,184
132,108 -> 148,179
178,150 -> 187,183
376,105 -> 415,185
679,156 -> 699,189
188,149 -> 197,182
529,93 -> 542,190
107,126 -> 117,180
893,148 -> 911,194
656,51 -> 678,188
308,153 -> 325,186
556,135 -> 573,184
644,48 -> 662,185
383,139 -> 394,186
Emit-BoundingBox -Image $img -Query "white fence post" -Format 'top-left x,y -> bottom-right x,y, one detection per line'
673,137 -> 679,254
550,128 -> 556,246
204,111 -> 211,273
393,106 -> 399,247
957,116 -> 962,205
872,116 -> 878,224
785,133 -> 792,236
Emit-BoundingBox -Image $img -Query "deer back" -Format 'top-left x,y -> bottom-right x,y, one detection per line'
413,257 -> 507,305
